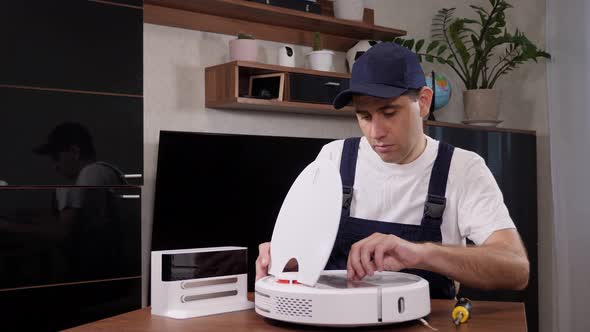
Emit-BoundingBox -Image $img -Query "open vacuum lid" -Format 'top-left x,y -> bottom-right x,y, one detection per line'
268,159 -> 343,286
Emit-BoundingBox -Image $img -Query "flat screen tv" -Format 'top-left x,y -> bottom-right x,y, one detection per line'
152,130 -> 336,290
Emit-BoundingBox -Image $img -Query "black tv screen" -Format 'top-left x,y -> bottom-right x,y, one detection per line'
152,131 -> 335,289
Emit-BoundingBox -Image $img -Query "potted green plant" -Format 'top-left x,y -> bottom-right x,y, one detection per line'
229,32 -> 257,62
391,0 -> 550,124
306,32 -> 334,72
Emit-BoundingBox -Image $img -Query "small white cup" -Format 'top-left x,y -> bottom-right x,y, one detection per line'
333,0 -> 364,22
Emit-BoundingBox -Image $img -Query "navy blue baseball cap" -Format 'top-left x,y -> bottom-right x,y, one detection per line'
333,42 -> 426,109
33,122 -> 95,156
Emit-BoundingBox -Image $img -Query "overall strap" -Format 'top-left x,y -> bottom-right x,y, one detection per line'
422,142 -> 455,227
339,137 -> 361,216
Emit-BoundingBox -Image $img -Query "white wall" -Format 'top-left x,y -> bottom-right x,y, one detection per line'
143,24 -> 361,306
143,2 -> 553,330
546,0 -> 590,331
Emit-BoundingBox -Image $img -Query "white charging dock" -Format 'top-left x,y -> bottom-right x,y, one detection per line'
151,246 -> 254,319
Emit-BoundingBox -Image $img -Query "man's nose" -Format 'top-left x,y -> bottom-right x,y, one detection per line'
370,117 -> 387,140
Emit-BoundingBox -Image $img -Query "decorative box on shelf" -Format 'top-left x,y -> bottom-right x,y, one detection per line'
248,0 -> 321,15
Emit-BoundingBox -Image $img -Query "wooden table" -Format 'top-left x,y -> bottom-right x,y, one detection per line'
66,296 -> 526,332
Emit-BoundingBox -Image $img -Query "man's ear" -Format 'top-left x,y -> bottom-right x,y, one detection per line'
418,87 -> 433,119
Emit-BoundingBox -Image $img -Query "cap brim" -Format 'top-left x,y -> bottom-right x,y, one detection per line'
332,83 -> 409,109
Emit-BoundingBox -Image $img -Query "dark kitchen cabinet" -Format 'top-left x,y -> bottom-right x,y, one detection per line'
0,277 -> 141,331
0,0 -> 144,329
0,87 -> 143,186
0,187 -> 141,289
425,122 -> 538,332
0,0 -> 142,95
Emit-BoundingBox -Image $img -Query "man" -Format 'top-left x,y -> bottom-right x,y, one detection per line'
34,122 -> 125,189
0,122 -> 129,283
32,122 -> 126,242
256,42 -> 529,298
32,122 -> 128,278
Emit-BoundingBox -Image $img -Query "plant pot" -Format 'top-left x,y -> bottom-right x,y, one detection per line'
306,50 -> 334,72
333,0 -> 364,22
462,89 -> 499,125
229,39 -> 257,62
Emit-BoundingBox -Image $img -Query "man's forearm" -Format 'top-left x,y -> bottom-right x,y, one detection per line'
416,242 -> 529,290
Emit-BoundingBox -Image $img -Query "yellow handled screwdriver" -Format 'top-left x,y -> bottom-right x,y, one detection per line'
452,297 -> 472,325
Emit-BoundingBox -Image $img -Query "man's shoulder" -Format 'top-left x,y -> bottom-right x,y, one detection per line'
446,145 -> 490,186
321,138 -> 346,152
320,137 -> 368,151
80,162 -> 118,177
450,145 -> 484,166
316,138 -> 356,166
427,136 -> 484,169
77,162 -> 124,186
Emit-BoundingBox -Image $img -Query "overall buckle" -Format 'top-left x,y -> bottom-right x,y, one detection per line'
424,194 -> 446,219
342,186 -> 353,209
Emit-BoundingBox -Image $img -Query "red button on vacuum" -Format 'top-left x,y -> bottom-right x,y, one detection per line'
277,279 -> 301,284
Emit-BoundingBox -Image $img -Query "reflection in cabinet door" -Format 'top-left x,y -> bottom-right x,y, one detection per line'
0,87 -> 143,186
0,187 -> 141,290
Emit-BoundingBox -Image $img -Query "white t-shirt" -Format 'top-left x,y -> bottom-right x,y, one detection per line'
315,135 -> 515,246
56,162 -> 123,211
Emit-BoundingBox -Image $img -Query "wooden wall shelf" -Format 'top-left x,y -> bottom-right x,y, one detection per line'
205,61 -> 354,116
211,60 -> 351,78
208,97 -> 354,116
424,120 -> 536,135
204,62 -> 538,133
144,0 -> 406,52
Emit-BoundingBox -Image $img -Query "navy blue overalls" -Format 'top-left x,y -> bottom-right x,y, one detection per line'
325,137 -> 456,299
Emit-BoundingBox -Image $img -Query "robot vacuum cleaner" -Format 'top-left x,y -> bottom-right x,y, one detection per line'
254,160 -> 431,327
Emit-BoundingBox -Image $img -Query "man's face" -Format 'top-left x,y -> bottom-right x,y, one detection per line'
353,89 -> 431,164
51,145 -> 81,180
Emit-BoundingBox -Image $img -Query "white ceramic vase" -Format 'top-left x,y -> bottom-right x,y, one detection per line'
306,50 -> 335,72
229,38 -> 257,62
333,0 -> 364,22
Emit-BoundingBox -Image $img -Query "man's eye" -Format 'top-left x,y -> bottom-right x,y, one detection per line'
383,111 -> 397,117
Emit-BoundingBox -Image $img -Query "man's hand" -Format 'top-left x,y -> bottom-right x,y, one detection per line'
347,229 -> 529,290
255,242 -> 271,281
347,233 -> 426,280
255,242 -> 299,281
